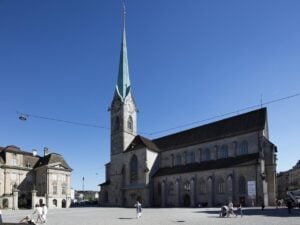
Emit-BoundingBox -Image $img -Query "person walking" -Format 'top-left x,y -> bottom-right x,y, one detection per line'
236,203 -> 243,217
228,201 -> 235,217
42,204 -> 48,223
134,200 -> 142,218
261,202 -> 265,211
0,209 -> 3,223
33,204 -> 43,223
287,200 -> 292,214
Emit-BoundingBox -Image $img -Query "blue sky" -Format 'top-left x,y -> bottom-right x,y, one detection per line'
0,0 -> 299,191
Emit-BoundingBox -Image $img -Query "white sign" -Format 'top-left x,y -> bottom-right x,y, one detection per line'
247,181 -> 256,198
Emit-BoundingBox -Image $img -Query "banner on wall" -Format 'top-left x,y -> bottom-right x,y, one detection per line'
247,181 -> 256,198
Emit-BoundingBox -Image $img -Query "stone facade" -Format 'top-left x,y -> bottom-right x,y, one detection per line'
0,146 -> 72,209
99,20 -> 277,208
277,160 -> 300,199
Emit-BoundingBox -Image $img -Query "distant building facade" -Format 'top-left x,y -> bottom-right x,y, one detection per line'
99,19 -> 277,207
0,145 -> 72,209
277,160 -> 300,199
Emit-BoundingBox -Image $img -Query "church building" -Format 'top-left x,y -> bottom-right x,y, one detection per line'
99,13 -> 277,208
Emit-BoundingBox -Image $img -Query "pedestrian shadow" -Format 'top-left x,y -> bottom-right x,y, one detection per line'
193,208 -> 300,218
118,217 -> 135,219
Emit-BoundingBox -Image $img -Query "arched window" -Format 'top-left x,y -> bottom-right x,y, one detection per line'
239,141 -> 248,155
220,145 -> 228,159
238,176 -> 247,194
127,116 -> 133,131
218,178 -> 225,193
115,117 -> 120,131
130,155 -> 138,183
199,179 -> 206,194
204,149 -> 211,161
175,154 -> 182,165
184,181 -> 191,191
189,151 -> 196,163
168,182 -> 174,196
157,183 -> 162,196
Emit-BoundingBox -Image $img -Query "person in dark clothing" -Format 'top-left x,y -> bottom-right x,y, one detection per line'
287,200 -> 292,214
261,202 -> 265,211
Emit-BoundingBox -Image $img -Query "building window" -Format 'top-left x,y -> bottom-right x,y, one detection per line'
239,141 -> 248,155
130,155 -> 138,183
184,181 -> 191,191
53,183 -> 57,195
127,116 -> 133,131
199,180 -> 206,194
189,151 -> 196,163
218,178 -> 225,193
204,149 -> 211,161
158,183 -> 162,196
52,174 -> 57,181
62,184 -> 67,195
175,154 -> 182,165
238,176 -> 247,194
220,145 -> 228,159
168,182 -> 174,196
12,153 -> 17,166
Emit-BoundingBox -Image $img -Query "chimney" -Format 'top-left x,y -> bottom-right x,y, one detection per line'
32,149 -> 37,156
44,147 -> 49,156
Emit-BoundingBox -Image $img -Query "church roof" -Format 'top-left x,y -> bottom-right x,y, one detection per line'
153,153 -> 259,177
153,108 -> 267,151
125,135 -> 160,152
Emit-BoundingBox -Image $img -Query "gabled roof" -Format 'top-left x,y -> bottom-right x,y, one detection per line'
125,135 -> 159,152
153,108 -> 267,151
35,153 -> 72,171
153,153 -> 259,177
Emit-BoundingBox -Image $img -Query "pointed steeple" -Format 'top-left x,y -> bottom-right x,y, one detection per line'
116,3 -> 131,102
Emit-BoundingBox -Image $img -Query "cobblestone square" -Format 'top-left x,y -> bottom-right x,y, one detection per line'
2,207 -> 300,225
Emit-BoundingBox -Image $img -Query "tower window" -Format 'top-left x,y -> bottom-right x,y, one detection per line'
127,116 -> 133,131
130,155 -> 138,183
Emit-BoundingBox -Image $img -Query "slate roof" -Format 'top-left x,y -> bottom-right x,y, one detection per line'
153,153 -> 260,177
125,135 -> 159,152
153,108 -> 267,151
35,153 -> 72,171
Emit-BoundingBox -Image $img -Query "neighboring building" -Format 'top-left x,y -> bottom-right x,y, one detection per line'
277,160 -> 300,199
74,190 -> 99,203
0,145 -> 72,209
99,14 -> 277,208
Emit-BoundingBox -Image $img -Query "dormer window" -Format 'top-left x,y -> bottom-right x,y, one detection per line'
12,153 -> 17,166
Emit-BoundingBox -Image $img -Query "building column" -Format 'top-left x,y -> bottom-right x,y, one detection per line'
190,178 -> 195,207
32,190 -> 37,209
161,180 -> 166,207
12,189 -> 19,210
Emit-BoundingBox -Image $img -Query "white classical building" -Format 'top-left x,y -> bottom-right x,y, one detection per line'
0,145 -> 72,209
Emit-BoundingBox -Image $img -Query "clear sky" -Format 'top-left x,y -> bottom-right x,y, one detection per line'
0,0 -> 299,191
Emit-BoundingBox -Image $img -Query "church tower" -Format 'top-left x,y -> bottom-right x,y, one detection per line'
110,8 -> 137,156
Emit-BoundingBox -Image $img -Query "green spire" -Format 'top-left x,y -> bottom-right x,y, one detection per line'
116,7 -> 131,102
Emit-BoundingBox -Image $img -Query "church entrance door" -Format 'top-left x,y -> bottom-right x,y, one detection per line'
183,194 -> 190,207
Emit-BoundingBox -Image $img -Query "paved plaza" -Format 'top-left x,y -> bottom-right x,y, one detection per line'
2,207 -> 300,225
